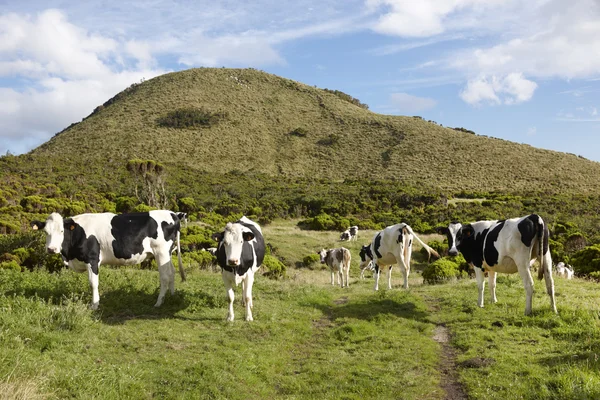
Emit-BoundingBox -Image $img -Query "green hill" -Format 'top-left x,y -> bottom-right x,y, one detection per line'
26,67 -> 600,193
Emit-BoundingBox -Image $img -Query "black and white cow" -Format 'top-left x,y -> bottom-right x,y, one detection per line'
359,223 -> 440,291
176,212 -> 188,228
438,214 -> 557,315
340,226 -> 359,241
318,247 -> 351,287
212,216 -> 265,321
31,211 -> 185,309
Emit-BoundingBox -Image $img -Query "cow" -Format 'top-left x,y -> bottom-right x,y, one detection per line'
31,211 -> 185,310
360,260 -> 374,279
359,223 -> 440,291
318,247 -> 351,287
176,212 -> 188,228
438,214 -> 557,315
340,226 -> 359,241
555,262 -> 574,279
212,216 -> 265,321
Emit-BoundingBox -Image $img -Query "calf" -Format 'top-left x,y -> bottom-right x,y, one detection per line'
359,223 -> 440,291
212,216 -> 265,321
360,260 -> 374,279
555,262 -> 574,279
318,247 -> 351,287
31,211 -> 185,309
340,230 -> 351,241
438,214 -> 557,315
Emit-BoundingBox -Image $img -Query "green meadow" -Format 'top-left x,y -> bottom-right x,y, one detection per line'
1,221 -> 598,399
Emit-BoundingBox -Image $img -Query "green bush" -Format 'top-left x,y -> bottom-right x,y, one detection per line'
302,253 -> 321,268
262,254 -> 286,279
0,260 -> 21,271
422,258 -> 461,285
181,250 -> 216,270
115,196 -> 137,213
156,107 -> 226,129
570,245 -> 600,277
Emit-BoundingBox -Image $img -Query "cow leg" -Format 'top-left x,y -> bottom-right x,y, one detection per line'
243,272 -> 255,321
337,265 -> 343,287
373,264 -> 381,291
241,280 -> 246,306
488,270 -> 498,304
222,273 -> 235,321
517,260 -> 535,316
343,264 -> 349,288
330,268 -> 335,285
474,267 -> 486,308
387,265 -> 393,290
87,263 -> 100,310
155,252 -> 175,307
542,252 -> 557,313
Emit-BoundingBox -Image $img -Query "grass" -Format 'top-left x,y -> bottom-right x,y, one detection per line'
1,221 -> 599,399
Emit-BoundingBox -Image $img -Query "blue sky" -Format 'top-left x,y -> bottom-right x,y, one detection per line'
1,0 -> 599,160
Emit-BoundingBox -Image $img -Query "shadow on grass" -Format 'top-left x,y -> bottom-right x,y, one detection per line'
302,297 -> 430,324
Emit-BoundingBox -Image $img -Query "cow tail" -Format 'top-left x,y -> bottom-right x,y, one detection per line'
407,226 -> 440,261
177,230 -> 186,282
537,216 -> 545,281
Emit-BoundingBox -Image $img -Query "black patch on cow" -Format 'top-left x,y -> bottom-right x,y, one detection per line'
217,220 -> 265,276
359,245 -> 371,262
61,219 -> 101,274
349,226 -> 358,236
373,233 -> 383,258
373,263 -> 380,274
110,213 -> 158,260
397,228 -> 403,244
483,221 -> 506,267
457,225 -> 488,270
518,215 -> 538,247
162,213 -> 180,252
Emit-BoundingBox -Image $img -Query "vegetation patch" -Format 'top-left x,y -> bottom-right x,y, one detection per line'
156,107 -> 226,129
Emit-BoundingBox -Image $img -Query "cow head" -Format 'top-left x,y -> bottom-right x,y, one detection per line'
437,222 -> 467,256
318,249 -> 329,264
31,213 -> 66,254
212,222 -> 255,267
358,244 -> 372,270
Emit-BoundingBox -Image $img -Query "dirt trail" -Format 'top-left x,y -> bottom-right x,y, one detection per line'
432,324 -> 467,400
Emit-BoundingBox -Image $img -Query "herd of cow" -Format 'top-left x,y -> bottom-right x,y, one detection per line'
30,210 -> 563,321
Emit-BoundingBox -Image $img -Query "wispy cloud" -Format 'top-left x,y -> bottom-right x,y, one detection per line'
387,92 -> 437,113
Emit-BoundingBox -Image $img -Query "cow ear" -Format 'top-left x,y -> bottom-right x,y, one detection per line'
462,226 -> 474,238
212,232 -> 223,242
242,232 -> 255,242
31,221 -> 45,230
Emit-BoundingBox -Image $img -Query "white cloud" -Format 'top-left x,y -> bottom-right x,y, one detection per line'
459,73 -> 537,106
389,92 -> 437,113
526,127 -> 537,136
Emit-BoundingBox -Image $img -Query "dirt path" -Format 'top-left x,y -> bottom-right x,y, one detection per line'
433,324 -> 468,400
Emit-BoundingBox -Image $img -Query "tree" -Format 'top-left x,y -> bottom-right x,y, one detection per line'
126,159 -> 168,208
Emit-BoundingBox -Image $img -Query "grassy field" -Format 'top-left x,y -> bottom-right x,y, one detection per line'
0,221 -> 599,399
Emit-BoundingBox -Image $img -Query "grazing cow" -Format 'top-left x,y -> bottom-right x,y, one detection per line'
555,262 -> 574,279
318,247 -> 351,287
176,212 -> 188,228
438,214 -> 557,315
31,211 -> 185,309
212,216 -> 265,321
359,223 -> 440,291
340,226 -> 359,241
360,260 -> 374,279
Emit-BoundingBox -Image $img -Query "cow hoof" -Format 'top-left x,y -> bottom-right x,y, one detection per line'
227,315 -> 234,322
246,316 -> 253,322
90,303 -> 99,310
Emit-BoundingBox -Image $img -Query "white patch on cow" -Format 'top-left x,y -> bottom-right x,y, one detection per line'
446,222 -> 462,255
44,212 -> 65,254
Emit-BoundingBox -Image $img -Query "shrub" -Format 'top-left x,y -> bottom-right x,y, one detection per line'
178,197 -> 197,213
289,127 -> 308,137
262,254 -> 286,279
156,107 -> 226,129
570,245 -> 600,277
115,196 -> 137,213
302,253 -> 321,268
422,258 -> 461,285
0,260 -> 20,271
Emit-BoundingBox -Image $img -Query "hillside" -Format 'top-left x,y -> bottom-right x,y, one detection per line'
25,67 -> 600,194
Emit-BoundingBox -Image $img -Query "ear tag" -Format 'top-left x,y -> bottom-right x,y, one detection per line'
70,225 -> 75,231
32,225 -> 38,230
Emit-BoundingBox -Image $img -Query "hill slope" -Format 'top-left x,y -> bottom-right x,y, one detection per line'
27,67 -> 600,194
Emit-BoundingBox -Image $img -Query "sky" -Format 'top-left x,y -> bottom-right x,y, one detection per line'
1,0 -> 599,161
